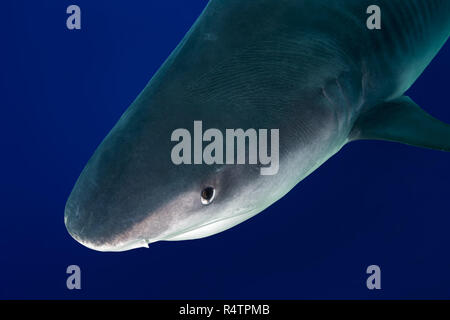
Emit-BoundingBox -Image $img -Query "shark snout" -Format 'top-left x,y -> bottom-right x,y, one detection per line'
64,198 -> 155,252
64,171 -> 160,252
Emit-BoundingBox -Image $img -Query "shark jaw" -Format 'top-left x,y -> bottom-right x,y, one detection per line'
72,208 -> 260,252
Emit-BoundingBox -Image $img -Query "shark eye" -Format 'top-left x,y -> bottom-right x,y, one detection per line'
201,187 -> 215,205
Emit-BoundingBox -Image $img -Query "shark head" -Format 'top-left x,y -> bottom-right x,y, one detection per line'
64,0 -> 345,252
64,64 -> 288,251
64,111 -> 284,251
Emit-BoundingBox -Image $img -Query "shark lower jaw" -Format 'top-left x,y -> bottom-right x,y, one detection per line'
72,209 -> 259,252
72,237 -> 153,252
162,209 -> 260,242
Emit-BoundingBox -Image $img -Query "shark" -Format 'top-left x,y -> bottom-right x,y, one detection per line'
65,0 -> 450,251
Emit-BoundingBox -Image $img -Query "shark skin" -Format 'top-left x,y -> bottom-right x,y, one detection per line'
65,0 -> 450,252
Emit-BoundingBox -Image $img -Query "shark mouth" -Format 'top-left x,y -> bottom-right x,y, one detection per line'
73,209 -> 258,252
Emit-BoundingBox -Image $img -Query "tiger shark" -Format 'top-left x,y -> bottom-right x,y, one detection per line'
65,0 -> 450,252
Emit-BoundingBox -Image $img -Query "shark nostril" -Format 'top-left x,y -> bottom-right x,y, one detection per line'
201,186 -> 215,205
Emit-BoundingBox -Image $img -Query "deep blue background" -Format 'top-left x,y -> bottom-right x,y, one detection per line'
1,1 -> 449,299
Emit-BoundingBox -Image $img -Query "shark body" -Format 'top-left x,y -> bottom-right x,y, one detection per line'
65,0 -> 450,251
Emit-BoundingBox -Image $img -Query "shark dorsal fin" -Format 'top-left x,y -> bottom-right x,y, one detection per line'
350,96 -> 450,151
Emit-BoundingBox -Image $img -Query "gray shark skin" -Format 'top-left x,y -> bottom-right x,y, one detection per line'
65,0 -> 450,252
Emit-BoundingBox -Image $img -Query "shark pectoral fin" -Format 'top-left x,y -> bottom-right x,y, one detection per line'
350,96 -> 450,151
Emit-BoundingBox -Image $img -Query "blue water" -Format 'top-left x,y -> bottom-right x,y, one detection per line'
1,1 -> 449,299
